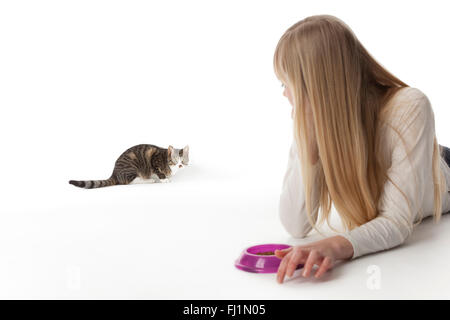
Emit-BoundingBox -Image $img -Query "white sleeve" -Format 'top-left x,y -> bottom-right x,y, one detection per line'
278,139 -> 320,238
339,90 -> 435,259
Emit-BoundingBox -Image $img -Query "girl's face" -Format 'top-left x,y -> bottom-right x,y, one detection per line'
282,83 -> 317,160
282,83 -> 312,120
282,83 -> 294,118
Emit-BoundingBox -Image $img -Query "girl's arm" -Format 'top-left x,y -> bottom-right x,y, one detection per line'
278,138 -> 320,238
339,88 -> 437,259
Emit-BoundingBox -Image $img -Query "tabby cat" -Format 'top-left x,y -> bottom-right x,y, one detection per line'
69,144 -> 189,189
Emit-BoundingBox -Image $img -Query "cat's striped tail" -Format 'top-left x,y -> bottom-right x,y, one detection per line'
69,177 -> 117,189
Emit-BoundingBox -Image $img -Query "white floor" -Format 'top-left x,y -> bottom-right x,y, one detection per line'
1,160 -> 449,300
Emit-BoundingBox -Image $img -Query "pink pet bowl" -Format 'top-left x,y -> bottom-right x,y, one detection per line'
235,243 -> 304,273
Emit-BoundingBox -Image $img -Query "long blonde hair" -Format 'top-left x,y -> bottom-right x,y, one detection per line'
273,15 -> 446,234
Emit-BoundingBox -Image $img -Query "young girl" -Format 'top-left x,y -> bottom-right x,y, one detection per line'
272,15 -> 450,283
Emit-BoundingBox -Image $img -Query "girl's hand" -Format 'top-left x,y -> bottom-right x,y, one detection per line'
275,236 -> 353,283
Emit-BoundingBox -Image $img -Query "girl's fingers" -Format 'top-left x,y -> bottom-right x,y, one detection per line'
276,251 -> 292,284
314,256 -> 333,279
275,247 -> 293,259
302,250 -> 322,278
285,248 -> 306,278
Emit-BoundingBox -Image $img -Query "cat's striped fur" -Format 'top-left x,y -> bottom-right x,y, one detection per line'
69,144 -> 189,189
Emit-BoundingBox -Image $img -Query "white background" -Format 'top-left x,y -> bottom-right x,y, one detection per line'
0,0 -> 449,299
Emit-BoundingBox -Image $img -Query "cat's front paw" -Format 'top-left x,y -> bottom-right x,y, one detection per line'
160,178 -> 171,183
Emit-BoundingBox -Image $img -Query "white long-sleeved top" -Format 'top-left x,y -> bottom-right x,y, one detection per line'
278,87 -> 450,259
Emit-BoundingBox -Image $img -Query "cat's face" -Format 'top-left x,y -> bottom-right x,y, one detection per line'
168,145 -> 189,175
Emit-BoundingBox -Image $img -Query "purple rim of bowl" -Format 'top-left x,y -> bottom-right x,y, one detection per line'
235,243 -> 303,273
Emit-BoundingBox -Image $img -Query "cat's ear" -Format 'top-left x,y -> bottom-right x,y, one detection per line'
168,145 -> 174,157
183,145 -> 189,154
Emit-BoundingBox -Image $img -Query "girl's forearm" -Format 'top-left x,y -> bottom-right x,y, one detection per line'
330,235 -> 354,260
